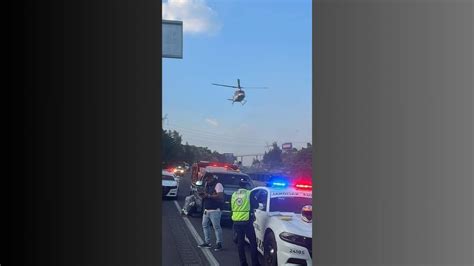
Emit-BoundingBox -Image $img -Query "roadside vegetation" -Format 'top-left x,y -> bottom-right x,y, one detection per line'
162,129 -> 312,177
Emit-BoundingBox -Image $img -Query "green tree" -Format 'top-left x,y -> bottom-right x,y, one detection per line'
183,142 -> 194,164
162,128 -> 267,168
263,142 -> 283,169
286,145 -> 312,177
161,130 -> 184,163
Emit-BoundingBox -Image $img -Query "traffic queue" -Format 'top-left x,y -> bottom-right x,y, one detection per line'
171,161 -> 313,266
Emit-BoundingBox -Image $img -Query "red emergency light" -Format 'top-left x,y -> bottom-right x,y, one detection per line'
295,183 -> 312,190
293,178 -> 312,190
207,162 -> 238,169
164,167 -> 174,173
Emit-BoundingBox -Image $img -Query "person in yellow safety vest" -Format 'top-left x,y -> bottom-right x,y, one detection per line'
231,179 -> 260,266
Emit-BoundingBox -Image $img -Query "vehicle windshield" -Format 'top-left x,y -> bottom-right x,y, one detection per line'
210,173 -> 252,188
162,175 -> 175,181
269,197 -> 312,213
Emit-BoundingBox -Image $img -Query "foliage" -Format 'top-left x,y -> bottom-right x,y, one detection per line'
262,142 -> 283,169
259,142 -> 312,177
285,143 -> 312,177
162,129 -> 312,177
161,130 -> 183,163
162,129 -> 229,165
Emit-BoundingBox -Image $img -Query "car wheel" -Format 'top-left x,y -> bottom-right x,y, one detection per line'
264,231 -> 278,266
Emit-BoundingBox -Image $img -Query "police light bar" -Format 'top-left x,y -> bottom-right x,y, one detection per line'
295,183 -> 312,190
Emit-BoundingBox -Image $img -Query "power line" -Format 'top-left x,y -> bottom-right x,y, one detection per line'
164,128 -> 268,146
166,122 -> 274,142
163,122 -> 312,145
164,126 -> 264,144
166,125 -> 264,143
182,136 -> 267,147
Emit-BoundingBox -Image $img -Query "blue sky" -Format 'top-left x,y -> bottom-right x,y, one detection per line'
163,0 -> 312,165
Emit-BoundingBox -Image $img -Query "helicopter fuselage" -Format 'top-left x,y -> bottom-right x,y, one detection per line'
212,79 -> 266,105
233,90 -> 245,102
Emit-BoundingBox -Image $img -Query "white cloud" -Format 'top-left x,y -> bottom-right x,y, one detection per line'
162,0 -> 222,35
205,118 -> 219,127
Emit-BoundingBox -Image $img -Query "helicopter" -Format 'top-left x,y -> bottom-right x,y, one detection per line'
212,79 -> 268,105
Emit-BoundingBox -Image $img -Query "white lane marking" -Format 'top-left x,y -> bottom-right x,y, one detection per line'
173,200 -> 220,266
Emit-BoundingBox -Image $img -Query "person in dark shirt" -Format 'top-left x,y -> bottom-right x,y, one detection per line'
197,174 -> 224,251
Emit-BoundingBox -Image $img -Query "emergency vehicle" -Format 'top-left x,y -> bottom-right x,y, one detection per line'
249,178 -> 313,266
162,170 -> 179,198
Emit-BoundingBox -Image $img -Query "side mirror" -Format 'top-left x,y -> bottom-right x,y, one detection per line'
258,203 -> 264,210
195,180 -> 203,186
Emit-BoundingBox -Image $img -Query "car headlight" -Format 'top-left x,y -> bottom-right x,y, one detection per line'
279,232 -> 310,247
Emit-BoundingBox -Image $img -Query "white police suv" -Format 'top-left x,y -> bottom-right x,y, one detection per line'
162,170 -> 179,198
249,178 -> 312,266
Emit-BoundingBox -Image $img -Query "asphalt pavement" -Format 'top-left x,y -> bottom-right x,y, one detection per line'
162,172 -> 265,266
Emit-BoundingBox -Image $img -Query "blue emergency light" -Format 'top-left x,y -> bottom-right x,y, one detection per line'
272,182 -> 287,187
267,177 -> 289,188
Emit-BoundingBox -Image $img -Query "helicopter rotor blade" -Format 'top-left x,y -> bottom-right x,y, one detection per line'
241,87 -> 269,89
212,83 -> 238,88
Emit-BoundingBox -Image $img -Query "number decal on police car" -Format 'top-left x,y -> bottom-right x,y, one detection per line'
290,249 -> 305,255
257,238 -> 263,250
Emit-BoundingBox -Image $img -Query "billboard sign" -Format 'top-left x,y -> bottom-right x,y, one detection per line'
162,20 -> 183,58
282,143 -> 293,150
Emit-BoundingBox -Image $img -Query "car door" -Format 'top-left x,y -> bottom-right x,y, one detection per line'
252,188 -> 269,252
